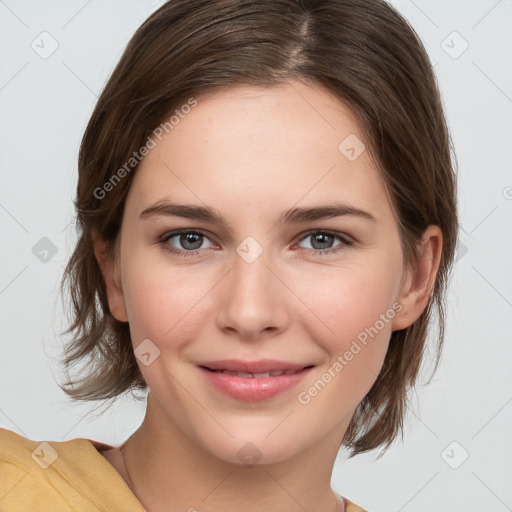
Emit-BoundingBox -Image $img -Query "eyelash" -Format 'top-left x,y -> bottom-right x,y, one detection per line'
158,228 -> 353,258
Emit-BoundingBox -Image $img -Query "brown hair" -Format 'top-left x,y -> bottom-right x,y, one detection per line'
58,0 -> 458,456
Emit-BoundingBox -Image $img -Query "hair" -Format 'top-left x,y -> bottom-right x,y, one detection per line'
58,0 -> 458,456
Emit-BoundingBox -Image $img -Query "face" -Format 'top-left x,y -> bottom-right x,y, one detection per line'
100,80 -> 433,465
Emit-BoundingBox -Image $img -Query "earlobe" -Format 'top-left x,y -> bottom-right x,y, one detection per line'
391,225 -> 443,331
92,231 -> 129,323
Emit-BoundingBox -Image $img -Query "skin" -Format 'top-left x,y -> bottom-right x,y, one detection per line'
93,79 -> 442,512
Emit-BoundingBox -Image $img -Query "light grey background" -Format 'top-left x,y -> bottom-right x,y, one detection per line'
0,1 -> 511,511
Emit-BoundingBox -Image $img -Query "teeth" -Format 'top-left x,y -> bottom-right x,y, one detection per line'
212,369 -> 302,378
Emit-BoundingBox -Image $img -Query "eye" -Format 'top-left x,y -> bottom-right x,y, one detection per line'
159,229 -> 216,257
159,228 -> 353,258
296,230 -> 352,255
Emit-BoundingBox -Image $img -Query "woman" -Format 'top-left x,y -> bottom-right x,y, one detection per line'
0,1 -> 457,510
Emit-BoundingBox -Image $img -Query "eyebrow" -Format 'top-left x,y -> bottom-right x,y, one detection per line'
139,200 -> 376,225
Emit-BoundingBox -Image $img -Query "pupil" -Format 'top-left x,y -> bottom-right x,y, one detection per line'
181,233 -> 202,250
312,233 -> 331,249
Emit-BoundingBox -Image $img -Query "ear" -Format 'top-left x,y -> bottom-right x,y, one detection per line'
92,230 -> 128,323
391,225 -> 443,331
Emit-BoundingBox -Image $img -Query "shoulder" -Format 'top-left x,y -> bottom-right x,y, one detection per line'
0,427 -> 143,511
344,497 -> 369,512
0,426 -> 114,461
0,427 -> 101,510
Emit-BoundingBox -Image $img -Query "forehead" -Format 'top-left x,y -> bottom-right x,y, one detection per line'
127,80 -> 393,223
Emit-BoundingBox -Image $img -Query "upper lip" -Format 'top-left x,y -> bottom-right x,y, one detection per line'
197,359 -> 313,373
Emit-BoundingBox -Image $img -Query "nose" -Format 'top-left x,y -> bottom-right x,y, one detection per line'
215,245 -> 291,341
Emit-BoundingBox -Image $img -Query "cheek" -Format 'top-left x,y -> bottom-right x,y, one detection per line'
298,260 -> 400,343
293,260 -> 401,402
121,253 -> 215,349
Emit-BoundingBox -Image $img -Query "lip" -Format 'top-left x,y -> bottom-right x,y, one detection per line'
197,359 -> 314,401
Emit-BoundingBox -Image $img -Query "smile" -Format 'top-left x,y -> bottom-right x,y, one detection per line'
197,360 -> 314,401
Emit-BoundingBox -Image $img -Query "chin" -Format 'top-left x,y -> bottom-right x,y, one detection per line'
194,425 -> 308,467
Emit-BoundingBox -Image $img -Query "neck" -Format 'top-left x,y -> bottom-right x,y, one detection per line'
120,393 -> 346,512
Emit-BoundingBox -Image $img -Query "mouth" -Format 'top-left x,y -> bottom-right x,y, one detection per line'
197,359 -> 313,374
201,367 -> 310,378
196,359 -> 315,401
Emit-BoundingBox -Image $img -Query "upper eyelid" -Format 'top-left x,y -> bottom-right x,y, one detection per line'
298,229 -> 353,242
161,228 -> 219,244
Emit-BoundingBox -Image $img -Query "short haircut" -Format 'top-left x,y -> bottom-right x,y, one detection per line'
59,0 -> 458,456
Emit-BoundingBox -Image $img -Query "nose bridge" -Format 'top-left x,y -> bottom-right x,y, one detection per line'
216,238 -> 288,338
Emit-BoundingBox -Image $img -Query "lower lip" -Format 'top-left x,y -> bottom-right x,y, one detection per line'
198,366 -> 313,401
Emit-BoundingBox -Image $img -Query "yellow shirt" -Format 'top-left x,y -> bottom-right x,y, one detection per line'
0,427 -> 367,511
